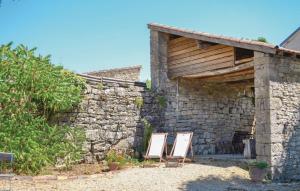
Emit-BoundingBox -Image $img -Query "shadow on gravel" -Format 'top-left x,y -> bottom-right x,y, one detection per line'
193,159 -> 249,170
179,174 -> 300,191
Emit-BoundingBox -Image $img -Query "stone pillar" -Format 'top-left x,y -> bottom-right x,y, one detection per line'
255,52 -> 300,181
254,52 -> 272,165
150,30 -> 169,91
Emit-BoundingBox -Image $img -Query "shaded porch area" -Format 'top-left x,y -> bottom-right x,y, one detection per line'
170,78 -> 255,158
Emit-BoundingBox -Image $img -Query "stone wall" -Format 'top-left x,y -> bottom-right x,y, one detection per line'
84,65 -> 141,81
57,76 -> 162,163
255,52 -> 300,181
159,78 -> 255,155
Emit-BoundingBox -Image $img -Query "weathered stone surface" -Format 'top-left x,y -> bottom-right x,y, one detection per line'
56,78 -> 162,163
158,78 -> 255,155
84,65 -> 142,81
255,52 -> 300,181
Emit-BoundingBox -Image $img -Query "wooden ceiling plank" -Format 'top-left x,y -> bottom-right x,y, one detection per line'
169,59 -> 234,78
169,56 -> 234,75
202,73 -> 254,83
182,61 -> 254,78
169,51 -> 233,69
168,41 -> 196,53
169,44 -> 227,62
169,47 -> 233,66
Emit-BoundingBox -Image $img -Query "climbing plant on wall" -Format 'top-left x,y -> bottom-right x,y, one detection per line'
0,43 -> 86,174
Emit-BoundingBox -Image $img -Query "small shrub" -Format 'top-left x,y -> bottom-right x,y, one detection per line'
97,82 -> 104,90
156,96 -> 167,109
256,37 -> 268,43
249,161 -> 269,169
142,118 -> 153,152
105,149 -> 140,169
105,150 -> 127,167
134,97 -> 144,109
145,79 -> 151,90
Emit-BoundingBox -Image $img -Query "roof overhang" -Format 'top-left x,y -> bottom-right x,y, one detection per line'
148,23 -> 300,56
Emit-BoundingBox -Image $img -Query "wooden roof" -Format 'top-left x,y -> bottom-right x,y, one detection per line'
148,23 -> 300,56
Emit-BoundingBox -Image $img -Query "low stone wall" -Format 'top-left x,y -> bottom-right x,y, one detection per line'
56,75 -> 162,163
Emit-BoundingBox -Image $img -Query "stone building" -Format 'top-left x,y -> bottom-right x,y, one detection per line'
148,23 -> 300,181
84,65 -> 142,81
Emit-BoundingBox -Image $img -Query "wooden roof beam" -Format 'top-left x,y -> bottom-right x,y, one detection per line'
200,73 -> 254,83
183,61 -> 254,78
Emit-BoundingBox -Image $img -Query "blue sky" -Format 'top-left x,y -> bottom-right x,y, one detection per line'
0,0 -> 299,81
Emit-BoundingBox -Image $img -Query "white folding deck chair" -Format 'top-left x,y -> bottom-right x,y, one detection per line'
144,133 -> 168,162
168,132 -> 193,163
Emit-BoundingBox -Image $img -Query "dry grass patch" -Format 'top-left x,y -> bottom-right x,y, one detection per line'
40,163 -> 103,176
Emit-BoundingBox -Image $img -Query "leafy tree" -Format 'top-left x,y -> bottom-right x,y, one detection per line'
0,43 -> 86,174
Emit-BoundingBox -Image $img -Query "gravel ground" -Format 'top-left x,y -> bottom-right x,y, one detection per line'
3,161 -> 300,191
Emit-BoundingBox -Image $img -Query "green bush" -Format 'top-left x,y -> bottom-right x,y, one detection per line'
0,43 -> 86,174
145,79 -> 151,90
249,161 -> 269,169
156,95 -> 167,109
105,150 -> 127,166
105,150 -> 140,168
142,118 -> 153,152
134,97 -> 143,109
256,37 -> 268,43
97,82 -> 104,90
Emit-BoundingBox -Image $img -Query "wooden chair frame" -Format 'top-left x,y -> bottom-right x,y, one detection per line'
144,133 -> 168,162
168,132 -> 194,163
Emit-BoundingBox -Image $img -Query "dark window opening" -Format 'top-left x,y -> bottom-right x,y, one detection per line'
235,47 -> 254,61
